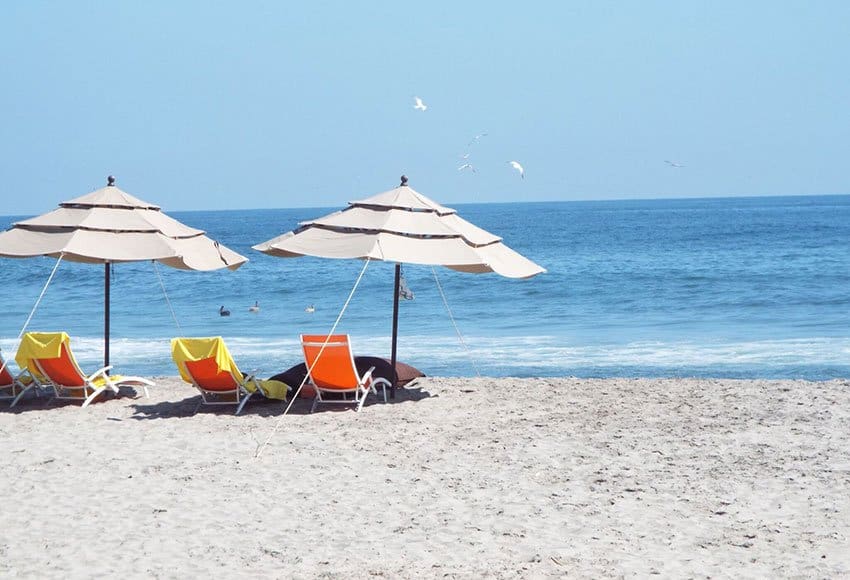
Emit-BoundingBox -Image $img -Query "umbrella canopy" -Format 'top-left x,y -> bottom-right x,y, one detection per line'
253,178 -> 544,279
0,179 -> 245,268
0,177 -> 247,367
253,176 -> 545,392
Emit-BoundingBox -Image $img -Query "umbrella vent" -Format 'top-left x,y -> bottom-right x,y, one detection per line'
400,175 -> 408,187
107,175 -> 116,187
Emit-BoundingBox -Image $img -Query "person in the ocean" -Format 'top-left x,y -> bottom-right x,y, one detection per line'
220,305 -> 230,316
248,301 -> 259,313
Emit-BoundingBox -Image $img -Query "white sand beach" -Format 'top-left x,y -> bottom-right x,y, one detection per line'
2,376 -> 849,578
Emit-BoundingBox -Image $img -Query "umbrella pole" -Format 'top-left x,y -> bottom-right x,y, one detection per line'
390,263 -> 401,399
104,262 -> 110,371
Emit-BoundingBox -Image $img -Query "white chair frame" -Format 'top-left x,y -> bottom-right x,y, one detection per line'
2,366 -> 46,408
34,359 -> 153,409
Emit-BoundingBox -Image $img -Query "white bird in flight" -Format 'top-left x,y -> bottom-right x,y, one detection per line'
468,132 -> 488,146
458,163 -> 476,173
508,160 -> 525,179
413,96 -> 427,111
665,160 -> 684,168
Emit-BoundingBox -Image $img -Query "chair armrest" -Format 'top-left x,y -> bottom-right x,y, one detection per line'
246,373 -> 269,397
360,366 -> 376,383
372,377 -> 392,388
87,365 -> 115,382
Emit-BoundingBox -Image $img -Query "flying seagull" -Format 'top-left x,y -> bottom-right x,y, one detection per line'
458,163 -> 476,173
665,160 -> 684,168
508,160 -> 525,179
468,132 -> 488,146
413,96 -> 427,111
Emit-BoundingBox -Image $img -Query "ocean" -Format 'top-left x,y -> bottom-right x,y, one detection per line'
1,195 -> 849,380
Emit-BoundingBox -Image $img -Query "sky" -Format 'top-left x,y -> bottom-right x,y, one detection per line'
1,1 -> 848,214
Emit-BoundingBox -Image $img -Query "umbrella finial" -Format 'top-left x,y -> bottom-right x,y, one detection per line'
400,175 -> 408,187
107,175 -> 116,187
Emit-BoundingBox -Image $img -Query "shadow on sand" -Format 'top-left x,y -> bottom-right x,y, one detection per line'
0,385 -> 149,414
128,382 -> 434,421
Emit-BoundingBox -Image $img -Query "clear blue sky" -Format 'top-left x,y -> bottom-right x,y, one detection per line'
1,1 -> 848,213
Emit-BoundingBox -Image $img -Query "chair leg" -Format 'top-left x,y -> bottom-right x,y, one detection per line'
82,386 -> 107,408
10,385 -> 34,408
371,379 -> 389,403
355,388 -> 367,413
136,378 -> 154,399
235,391 -> 255,415
310,395 -> 320,413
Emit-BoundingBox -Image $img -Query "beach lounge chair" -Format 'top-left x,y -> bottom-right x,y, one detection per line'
301,334 -> 390,413
171,336 -> 289,415
15,332 -> 154,408
1,350 -> 44,407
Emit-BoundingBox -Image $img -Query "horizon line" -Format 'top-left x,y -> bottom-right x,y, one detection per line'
1,191 -> 848,219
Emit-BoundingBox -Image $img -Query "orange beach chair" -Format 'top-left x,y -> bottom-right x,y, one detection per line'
171,336 -> 289,415
301,334 -> 390,413
16,332 -> 154,408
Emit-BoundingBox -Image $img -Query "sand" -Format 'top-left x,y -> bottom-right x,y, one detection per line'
2,376 -> 849,578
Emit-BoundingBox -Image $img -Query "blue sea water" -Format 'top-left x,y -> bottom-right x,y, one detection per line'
1,195 -> 849,380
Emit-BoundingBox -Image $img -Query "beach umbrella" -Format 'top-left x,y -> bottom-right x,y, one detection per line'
252,176 -> 545,393
0,176 -> 247,368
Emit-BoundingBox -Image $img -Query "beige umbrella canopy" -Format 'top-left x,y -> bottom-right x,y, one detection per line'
253,176 -> 545,392
0,177 -> 247,367
254,177 -> 543,278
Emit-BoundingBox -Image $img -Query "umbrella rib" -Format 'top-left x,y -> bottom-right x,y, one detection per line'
213,240 -> 231,266
350,202 -> 456,216
60,203 -> 160,210
14,224 -> 161,234
13,224 -> 212,240
294,223 -> 504,248
303,223 -> 462,240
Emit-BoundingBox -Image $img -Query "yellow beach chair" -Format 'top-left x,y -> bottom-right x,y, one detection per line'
16,332 -> 154,408
171,336 -> 289,415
